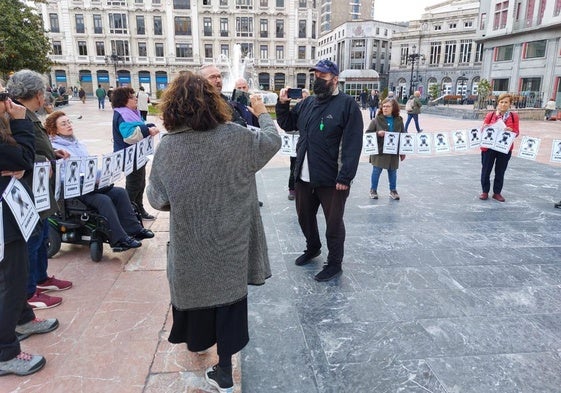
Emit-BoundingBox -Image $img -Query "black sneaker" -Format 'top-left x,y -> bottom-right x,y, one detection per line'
295,249 -> 321,266
314,265 -> 342,282
555,201 -> 561,209
205,364 -> 234,393
140,211 -> 155,220
133,228 -> 154,240
112,236 -> 142,252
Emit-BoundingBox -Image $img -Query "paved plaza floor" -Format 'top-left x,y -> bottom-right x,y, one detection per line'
3,97 -> 561,393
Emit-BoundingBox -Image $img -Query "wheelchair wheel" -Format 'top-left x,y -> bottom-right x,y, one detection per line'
90,241 -> 103,262
47,225 -> 62,258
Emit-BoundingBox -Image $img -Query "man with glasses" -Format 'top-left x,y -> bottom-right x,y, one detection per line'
276,60 -> 363,282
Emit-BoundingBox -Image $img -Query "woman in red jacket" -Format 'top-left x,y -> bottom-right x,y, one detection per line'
479,93 -> 519,202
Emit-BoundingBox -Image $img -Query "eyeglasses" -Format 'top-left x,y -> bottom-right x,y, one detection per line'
382,105 -> 393,108
0,91 -> 9,101
58,120 -> 72,126
207,74 -> 222,81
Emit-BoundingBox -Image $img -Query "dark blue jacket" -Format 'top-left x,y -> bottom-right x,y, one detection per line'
1,119 -> 35,243
112,111 -> 152,152
276,92 -> 363,187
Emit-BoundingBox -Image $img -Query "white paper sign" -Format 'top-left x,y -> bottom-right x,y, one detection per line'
291,135 -> 299,157
98,154 -> 113,189
493,130 -> 517,154
280,134 -> 294,155
434,132 -> 450,153
399,133 -> 415,154
452,130 -> 468,151
550,139 -> 561,163
416,133 -> 432,154
382,132 -> 400,154
33,162 -> 51,212
518,136 -> 540,160
111,150 -> 124,183
468,128 -> 481,148
136,139 -> 147,169
3,178 -> 39,241
124,145 -> 136,176
363,133 -> 379,155
480,126 -> 497,148
54,159 -> 63,200
64,158 -> 83,199
82,156 -> 98,195
145,135 -> 155,156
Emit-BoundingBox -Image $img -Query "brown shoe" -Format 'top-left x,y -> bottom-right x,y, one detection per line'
492,193 -> 505,202
479,192 -> 488,200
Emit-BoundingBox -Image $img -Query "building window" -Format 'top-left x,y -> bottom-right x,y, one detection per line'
220,18 -> 229,36
260,45 -> 268,59
138,42 -> 147,57
524,40 -> 546,58
525,0 -> 535,27
109,13 -> 128,34
276,45 -> 284,60
492,78 -> 509,91
276,0 -> 284,7
299,0 -> 306,7
93,14 -> 103,34
110,40 -> 130,59
298,45 -> 306,60
430,41 -> 441,65
204,17 -> 212,36
176,43 -> 193,58
220,0 -> 228,5
204,44 -> 213,59
260,0 -> 268,6
78,41 -> 88,56
259,72 -> 270,90
96,41 -> 105,56
521,77 -> 541,92
555,0 -> 561,16
155,42 -> 164,57
260,19 -> 268,37
52,41 -> 62,55
448,22 -> 457,29
136,15 -> 145,35
236,0 -> 253,9
240,43 -> 253,56
444,41 -> 456,64
276,20 -> 284,38
311,46 -> 315,59
173,0 -> 190,9
433,24 -> 441,31
459,39 -> 472,63
175,17 -> 192,35
221,44 -> 229,57
495,44 -> 513,61
296,73 -> 306,88
399,45 -> 408,66
464,20 -> 473,28
154,16 -> 163,35
75,14 -> 85,33
311,21 -> 316,39
475,42 -> 484,62
298,20 -> 306,38
49,13 -> 60,33
274,72 -> 285,90
236,17 -> 253,37
493,0 -> 509,30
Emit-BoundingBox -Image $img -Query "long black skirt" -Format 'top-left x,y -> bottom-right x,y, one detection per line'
168,296 -> 249,358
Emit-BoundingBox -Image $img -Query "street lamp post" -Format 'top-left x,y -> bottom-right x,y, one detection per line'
105,52 -> 123,87
408,44 -> 423,97
458,73 -> 468,104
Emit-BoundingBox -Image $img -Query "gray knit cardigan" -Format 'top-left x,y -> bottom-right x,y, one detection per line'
147,114 -> 281,310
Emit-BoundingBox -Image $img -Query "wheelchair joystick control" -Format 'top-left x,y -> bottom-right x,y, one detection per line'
81,213 -> 90,222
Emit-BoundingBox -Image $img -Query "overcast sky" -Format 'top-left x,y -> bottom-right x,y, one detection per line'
373,0 -> 444,23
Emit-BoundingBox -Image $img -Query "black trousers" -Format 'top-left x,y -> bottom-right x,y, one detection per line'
294,181 -> 350,266
481,149 -> 511,194
0,239 -> 35,361
126,164 -> 147,212
288,157 -> 296,191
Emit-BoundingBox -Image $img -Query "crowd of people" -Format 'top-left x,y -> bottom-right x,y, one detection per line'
1,60 -> 554,393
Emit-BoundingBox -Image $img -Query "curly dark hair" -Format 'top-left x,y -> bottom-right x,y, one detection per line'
44,110 -> 67,136
159,71 -> 232,131
111,87 -> 135,108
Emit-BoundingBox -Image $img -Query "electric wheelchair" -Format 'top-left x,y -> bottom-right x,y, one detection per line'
46,196 -> 143,262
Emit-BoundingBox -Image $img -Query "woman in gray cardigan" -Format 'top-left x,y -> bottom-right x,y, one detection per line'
367,98 -> 406,200
147,71 -> 281,393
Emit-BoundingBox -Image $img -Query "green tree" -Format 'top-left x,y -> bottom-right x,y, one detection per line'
0,0 -> 51,80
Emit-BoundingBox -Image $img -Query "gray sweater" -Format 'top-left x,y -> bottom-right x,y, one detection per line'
147,114 -> 281,310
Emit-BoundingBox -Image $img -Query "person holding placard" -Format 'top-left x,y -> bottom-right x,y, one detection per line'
0,82 -> 59,376
479,93 -> 519,202
46,111 -> 154,251
366,98 -> 406,200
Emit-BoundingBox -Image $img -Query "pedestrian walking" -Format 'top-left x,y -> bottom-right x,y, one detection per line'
78,87 -> 86,104
95,85 -> 106,110
404,90 -> 423,132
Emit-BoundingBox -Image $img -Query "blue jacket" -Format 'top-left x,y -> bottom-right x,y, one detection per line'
112,111 -> 152,152
276,92 -> 363,187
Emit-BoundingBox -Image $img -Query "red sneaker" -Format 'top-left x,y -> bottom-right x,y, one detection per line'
492,193 -> 505,202
479,192 -> 489,200
36,275 -> 73,292
28,291 -> 62,309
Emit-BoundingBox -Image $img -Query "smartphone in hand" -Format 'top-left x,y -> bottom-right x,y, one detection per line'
231,89 -> 251,106
287,88 -> 303,100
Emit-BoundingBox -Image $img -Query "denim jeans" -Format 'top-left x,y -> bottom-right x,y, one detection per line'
405,113 -> 421,132
26,219 -> 49,297
98,98 -> 105,109
370,166 -> 397,191
369,106 -> 378,119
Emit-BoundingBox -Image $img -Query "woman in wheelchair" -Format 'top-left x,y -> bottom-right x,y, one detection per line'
45,111 -> 154,250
